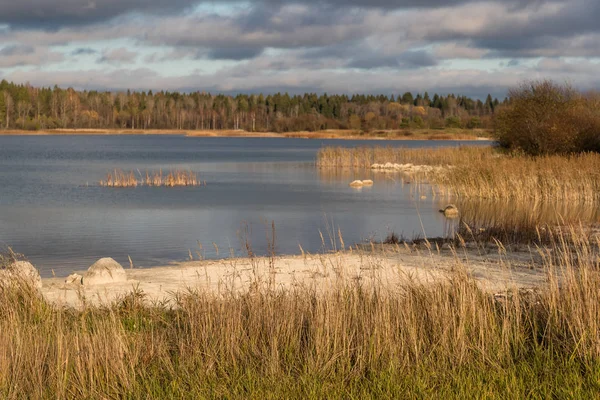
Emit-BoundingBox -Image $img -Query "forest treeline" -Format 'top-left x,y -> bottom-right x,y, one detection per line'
0,80 -> 503,132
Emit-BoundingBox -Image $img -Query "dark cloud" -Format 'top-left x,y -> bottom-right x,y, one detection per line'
420,0 -> 600,57
0,0 -> 201,28
267,0 -> 542,10
0,44 -> 34,56
349,50 -> 439,69
207,47 -> 264,60
0,0 -> 599,97
71,47 -> 97,56
0,45 -> 63,67
0,0 -> 549,29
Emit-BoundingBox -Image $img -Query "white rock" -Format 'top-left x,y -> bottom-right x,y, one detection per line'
65,273 -> 83,286
0,261 -> 42,289
83,258 -> 127,286
439,204 -> 460,218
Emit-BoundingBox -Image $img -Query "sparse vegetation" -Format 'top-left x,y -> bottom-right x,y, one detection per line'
383,231 -> 401,245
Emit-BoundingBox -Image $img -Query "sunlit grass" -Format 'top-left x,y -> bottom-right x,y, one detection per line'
2,228 -> 600,398
318,146 -> 600,203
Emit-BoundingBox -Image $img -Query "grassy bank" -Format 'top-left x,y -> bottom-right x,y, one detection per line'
317,146 -> 600,203
0,128 -> 491,141
2,229 -> 600,398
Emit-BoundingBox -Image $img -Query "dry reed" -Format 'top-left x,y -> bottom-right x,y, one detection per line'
316,146 -> 492,169
318,146 -> 600,203
100,169 -> 202,188
2,229 -> 600,397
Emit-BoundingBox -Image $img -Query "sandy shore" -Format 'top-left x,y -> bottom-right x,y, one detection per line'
42,246 -> 546,308
1,128 -> 492,141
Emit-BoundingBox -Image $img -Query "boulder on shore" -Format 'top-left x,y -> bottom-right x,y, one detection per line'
83,258 -> 127,286
439,204 -> 460,218
65,273 -> 83,286
0,261 -> 43,289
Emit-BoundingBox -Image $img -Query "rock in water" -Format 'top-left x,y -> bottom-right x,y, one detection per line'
349,180 -> 364,188
83,258 -> 127,286
361,180 -> 374,186
439,204 -> 460,218
0,261 -> 43,289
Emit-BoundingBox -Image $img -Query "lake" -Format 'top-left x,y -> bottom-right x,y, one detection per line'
0,135 -> 488,277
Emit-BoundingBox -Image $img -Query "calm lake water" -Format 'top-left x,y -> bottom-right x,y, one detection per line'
0,135 -> 488,277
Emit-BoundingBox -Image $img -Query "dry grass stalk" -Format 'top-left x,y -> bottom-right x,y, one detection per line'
99,169 -> 138,188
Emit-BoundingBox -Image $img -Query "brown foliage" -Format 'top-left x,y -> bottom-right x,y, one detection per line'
495,80 -> 600,155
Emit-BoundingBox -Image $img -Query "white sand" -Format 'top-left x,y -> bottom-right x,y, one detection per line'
41,246 -> 548,308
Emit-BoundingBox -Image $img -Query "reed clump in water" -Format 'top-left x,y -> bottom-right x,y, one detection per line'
2,229 -> 600,398
99,169 -> 138,188
144,170 -> 199,187
100,169 -> 202,188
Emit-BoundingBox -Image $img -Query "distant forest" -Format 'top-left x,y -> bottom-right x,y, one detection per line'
0,80 -> 504,132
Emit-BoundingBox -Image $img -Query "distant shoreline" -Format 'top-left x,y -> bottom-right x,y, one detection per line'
0,128 -> 493,141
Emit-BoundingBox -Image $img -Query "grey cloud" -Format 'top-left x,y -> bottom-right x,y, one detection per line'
0,45 -> 63,67
71,47 -> 97,56
0,0 -> 546,30
0,0 -> 201,28
98,47 -> 137,64
1,0 -> 600,97
207,47 -> 264,60
7,57 -> 600,99
414,0 -> 600,57
349,50 -> 439,69
267,0 -> 542,10
0,44 -> 35,56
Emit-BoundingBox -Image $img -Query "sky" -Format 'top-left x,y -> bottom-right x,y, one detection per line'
0,0 -> 598,98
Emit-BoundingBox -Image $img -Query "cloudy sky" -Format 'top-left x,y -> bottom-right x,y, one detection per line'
0,0 -> 598,98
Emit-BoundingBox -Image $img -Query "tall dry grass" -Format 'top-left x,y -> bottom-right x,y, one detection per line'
450,199 -> 600,246
316,146 -> 492,169
318,146 -> 600,203
2,229 -> 600,398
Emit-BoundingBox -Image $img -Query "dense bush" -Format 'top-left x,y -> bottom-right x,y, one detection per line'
495,80 -> 600,155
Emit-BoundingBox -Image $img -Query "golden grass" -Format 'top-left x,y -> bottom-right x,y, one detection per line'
2,228 -> 600,398
318,146 -> 600,203
100,169 -> 202,188
316,145 -> 493,168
